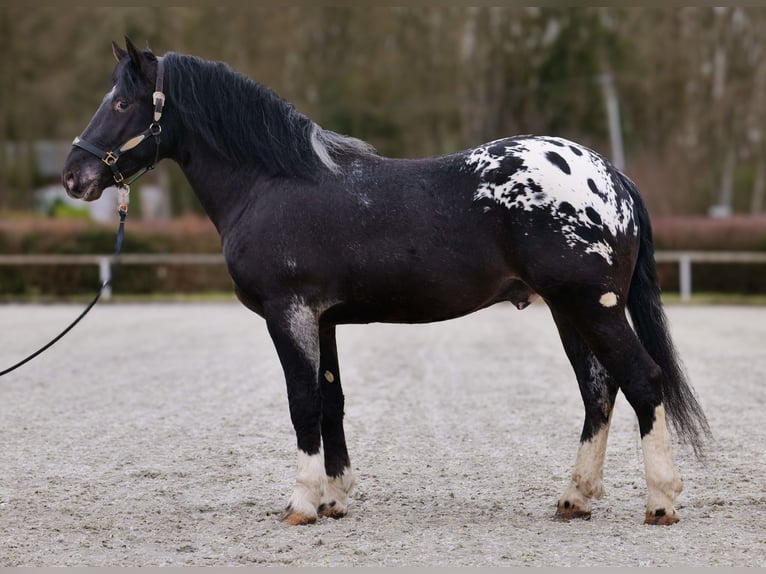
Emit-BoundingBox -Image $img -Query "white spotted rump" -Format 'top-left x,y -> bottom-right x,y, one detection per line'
466,136 -> 637,264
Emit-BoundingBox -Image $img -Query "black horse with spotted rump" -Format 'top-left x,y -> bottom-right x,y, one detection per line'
63,39 -> 709,526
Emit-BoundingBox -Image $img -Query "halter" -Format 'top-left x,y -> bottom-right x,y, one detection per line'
72,58 -> 166,214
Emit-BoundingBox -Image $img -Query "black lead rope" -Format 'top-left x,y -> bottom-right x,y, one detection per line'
1,59 -> 166,378
0,207 -> 127,378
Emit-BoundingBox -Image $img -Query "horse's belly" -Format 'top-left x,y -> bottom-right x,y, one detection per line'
324,271 -> 522,325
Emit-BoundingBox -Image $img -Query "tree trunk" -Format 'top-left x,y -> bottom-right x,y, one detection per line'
752,154 -> 765,214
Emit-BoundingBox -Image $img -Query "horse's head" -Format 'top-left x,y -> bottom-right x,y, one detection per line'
63,38 -> 164,201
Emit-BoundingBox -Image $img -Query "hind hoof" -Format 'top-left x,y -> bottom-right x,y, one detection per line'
318,500 -> 347,519
556,498 -> 591,521
279,507 -> 316,526
644,508 -> 680,525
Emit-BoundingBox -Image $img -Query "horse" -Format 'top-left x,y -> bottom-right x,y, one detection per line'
62,38 -> 709,526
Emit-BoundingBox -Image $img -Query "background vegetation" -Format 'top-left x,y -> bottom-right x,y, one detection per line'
1,7 -> 766,296
3,6 -> 766,216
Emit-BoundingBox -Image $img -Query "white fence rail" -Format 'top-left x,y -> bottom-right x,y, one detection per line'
1,251 -> 765,302
653,251 -> 766,301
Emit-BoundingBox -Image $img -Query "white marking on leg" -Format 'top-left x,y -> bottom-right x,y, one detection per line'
320,466 -> 356,517
559,354 -> 614,515
559,414 -> 612,515
287,447 -> 327,519
642,405 -> 683,520
599,291 -> 618,308
286,297 -> 320,372
572,422 -> 610,499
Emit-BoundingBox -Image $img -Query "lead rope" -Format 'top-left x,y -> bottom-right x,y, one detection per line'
0,203 -> 128,377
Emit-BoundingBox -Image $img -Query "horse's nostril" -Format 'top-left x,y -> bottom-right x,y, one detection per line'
64,171 -> 76,192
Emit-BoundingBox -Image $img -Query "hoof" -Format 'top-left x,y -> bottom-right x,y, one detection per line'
318,500 -> 347,519
555,498 -> 591,521
555,508 -> 592,521
279,506 -> 316,526
644,508 -> 680,525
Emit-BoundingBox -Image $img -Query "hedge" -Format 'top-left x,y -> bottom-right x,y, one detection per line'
1,214 -> 765,297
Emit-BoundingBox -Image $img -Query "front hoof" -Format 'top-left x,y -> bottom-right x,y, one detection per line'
644,508 -> 680,526
555,499 -> 591,521
279,506 -> 317,526
318,500 -> 347,520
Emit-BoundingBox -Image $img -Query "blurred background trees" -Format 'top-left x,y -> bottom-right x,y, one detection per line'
2,6 -> 766,217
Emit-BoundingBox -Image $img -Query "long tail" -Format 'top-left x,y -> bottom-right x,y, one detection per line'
620,172 -> 711,457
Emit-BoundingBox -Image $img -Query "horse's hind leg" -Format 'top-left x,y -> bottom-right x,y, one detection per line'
551,310 -> 618,520
317,326 -> 355,518
554,297 -> 683,525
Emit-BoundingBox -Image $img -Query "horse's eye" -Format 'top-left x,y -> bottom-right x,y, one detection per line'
113,99 -> 130,112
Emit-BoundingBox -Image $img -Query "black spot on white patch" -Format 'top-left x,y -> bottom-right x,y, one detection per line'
527,178 -> 543,195
587,178 -> 607,200
488,142 -> 506,156
585,206 -> 602,225
574,224 -> 603,244
569,145 -> 583,156
558,201 -> 577,218
545,151 -> 571,175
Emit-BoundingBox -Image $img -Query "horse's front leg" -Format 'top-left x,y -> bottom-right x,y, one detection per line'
266,299 -> 325,526
317,326 -> 355,519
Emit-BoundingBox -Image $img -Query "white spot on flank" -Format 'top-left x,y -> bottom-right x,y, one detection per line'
599,292 -> 618,308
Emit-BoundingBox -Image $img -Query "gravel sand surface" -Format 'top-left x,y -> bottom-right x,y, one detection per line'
1,302 -> 764,566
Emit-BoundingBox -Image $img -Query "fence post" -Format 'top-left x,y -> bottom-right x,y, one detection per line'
679,254 -> 692,302
98,257 -> 112,301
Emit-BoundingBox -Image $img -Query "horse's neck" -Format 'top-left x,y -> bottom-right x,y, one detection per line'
172,144 -> 259,233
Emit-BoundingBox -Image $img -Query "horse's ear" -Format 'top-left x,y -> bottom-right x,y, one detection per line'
125,36 -> 143,69
124,36 -> 156,77
112,40 -> 128,62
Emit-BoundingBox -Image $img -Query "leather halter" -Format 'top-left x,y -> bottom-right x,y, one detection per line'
72,58 -> 166,212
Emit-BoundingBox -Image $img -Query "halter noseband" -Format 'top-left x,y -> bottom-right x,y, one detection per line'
72,58 -> 166,214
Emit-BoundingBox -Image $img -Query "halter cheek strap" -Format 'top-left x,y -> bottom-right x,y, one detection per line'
72,58 -> 166,214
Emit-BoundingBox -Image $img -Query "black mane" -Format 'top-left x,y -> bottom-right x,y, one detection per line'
158,52 -> 373,178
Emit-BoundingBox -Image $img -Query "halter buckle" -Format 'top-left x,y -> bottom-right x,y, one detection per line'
153,91 -> 165,122
103,151 -> 119,166
152,91 -> 165,107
